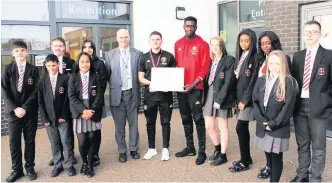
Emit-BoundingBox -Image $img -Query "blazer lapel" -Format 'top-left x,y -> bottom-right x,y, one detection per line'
130,48 -> 136,74
23,63 -> 32,92
116,48 -> 121,75
88,73 -> 94,95
214,57 -> 226,79
258,83 -> 266,113
46,75 -> 55,104
77,73 -> 83,99
310,45 -> 324,82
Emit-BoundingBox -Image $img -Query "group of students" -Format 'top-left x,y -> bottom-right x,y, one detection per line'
1,15 -> 331,183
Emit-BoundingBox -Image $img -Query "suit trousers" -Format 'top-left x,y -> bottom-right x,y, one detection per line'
46,121 -> 74,169
8,117 -> 37,172
110,89 -> 140,153
294,99 -> 329,182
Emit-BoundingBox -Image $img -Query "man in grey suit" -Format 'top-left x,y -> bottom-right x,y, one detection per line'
105,29 -> 143,163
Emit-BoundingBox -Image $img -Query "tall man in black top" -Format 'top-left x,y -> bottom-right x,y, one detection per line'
138,31 -> 177,161
1,41 -> 39,182
291,20 -> 332,182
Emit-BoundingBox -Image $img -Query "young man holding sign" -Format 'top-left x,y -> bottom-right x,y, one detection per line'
138,31 -> 177,161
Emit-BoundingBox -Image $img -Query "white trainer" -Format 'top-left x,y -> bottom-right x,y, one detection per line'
143,149 -> 157,160
161,148 -> 170,161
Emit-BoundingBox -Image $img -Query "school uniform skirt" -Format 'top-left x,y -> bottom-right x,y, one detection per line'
73,99 -> 102,133
255,134 -> 289,154
203,85 -> 233,118
235,106 -> 255,121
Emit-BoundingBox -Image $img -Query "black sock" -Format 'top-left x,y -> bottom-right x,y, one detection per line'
215,144 -> 221,152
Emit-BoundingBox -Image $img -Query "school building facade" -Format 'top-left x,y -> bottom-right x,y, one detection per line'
1,0 -> 332,136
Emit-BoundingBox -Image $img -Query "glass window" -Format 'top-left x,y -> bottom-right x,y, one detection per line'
1,25 -> 51,51
1,55 -> 44,73
55,0 -> 130,20
239,0 -> 264,22
1,0 -> 49,21
219,2 -> 238,56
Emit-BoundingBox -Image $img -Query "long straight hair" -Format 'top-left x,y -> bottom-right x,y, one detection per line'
209,36 -> 228,60
81,39 -> 98,61
235,29 -> 257,65
266,50 -> 290,101
257,31 -> 282,67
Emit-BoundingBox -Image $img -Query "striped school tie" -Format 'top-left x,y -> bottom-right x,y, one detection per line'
302,50 -> 312,91
82,75 -> 88,95
208,60 -> 218,85
51,77 -> 56,97
235,53 -> 247,79
17,65 -> 24,92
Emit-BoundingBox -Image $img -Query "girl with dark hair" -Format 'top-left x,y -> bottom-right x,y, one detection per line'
81,39 -> 107,166
253,50 -> 298,182
203,36 -> 236,166
257,31 -> 291,78
68,52 -> 104,178
229,29 -> 259,172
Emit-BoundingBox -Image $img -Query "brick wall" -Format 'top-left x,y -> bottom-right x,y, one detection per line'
1,91 -> 179,136
264,0 -> 323,56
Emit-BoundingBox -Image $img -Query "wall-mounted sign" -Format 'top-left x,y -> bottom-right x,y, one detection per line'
35,55 -> 47,67
239,0 -> 264,22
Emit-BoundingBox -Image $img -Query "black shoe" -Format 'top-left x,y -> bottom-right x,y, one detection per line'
50,167 -> 64,177
175,147 -> 196,157
130,151 -> 140,159
26,169 -> 37,180
80,163 -> 87,175
195,152 -> 207,165
68,166 -> 76,177
5,171 -> 24,182
209,150 -> 221,161
229,161 -> 250,172
257,167 -> 270,179
93,155 -> 100,167
290,176 -> 309,182
210,153 -> 228,166
86,166 -> 95,178
48,159 -> 54,166
119,153 -> 127,163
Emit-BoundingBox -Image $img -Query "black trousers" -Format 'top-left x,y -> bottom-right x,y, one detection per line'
177,89 -> 206,152
143,100 -> 172,149
8,117 -> 38,172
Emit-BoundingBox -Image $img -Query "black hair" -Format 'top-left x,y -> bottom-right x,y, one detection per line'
150,31 -> 163,39
235,29 -> 257,65
257,31 -> 282,67
12,40 -> 27,50
74,52 -> 95,73
184,16 -> 197,25
44,54 -> 59,63
81,39 -> 98,60
304,20 -> 321,31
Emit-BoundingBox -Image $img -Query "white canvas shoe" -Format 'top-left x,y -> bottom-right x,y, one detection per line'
143,149 -> 157,160
161,148 -> 170,161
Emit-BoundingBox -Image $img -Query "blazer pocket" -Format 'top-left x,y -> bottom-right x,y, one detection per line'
321,92 -> 332,109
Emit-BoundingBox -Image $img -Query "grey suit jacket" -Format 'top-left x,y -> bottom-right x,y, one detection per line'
105,47 -> 143,107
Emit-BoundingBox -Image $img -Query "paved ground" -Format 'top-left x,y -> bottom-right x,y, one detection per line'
1,109 -> 332,182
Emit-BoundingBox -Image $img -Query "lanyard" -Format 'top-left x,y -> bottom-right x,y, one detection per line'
149,50 -> 162,67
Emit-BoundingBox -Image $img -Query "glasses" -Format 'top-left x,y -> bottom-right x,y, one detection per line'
304,30 -> 321,36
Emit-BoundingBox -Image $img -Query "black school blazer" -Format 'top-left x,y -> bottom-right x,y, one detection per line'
253,76 -> 298,138
291,45 -> 332,119
235,53 -> 259,107
68,72 -> 103,122
1,62 -> 39,121
38,73 -> 70,126
203,55 -> 236,109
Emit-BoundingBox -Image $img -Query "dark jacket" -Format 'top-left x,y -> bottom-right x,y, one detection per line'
1,62 -> 39,121
291,45 -> 332,119
253,76 -> 298,138
203,55 -> 236,109
38,73 -> 70,126
68,72 -> 104,122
